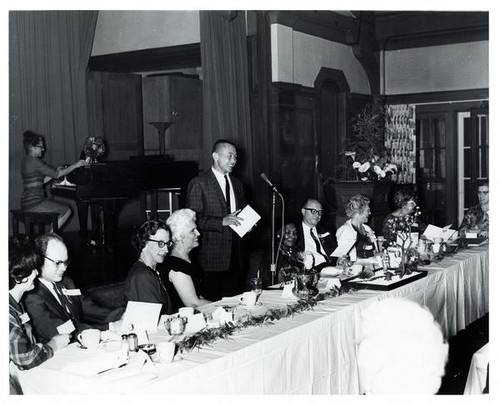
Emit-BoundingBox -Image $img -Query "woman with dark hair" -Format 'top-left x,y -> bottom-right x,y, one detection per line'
381,189 -> 426,246
124,219 -> 174,315
335,194 -> 377,261
9,235 -> 70,372
459,180 -> 489,237
21,130 -> 85,229
160,209 -> 211,312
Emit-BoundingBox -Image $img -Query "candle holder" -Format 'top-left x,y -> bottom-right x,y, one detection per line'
149,121 -> 175,155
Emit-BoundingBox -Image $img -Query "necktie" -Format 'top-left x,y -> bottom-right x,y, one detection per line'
53,283 -> 75,318
310,228 -> 330,263
224,175 -> 231,213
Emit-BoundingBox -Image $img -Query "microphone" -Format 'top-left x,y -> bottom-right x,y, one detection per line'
260,172 -> 279,193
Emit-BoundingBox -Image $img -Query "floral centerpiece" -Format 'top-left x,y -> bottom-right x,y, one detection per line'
383,207 -> 422,277
278,248 -> 320,297
83,136 -> 106,163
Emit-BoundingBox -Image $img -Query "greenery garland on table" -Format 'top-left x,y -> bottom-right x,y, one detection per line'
176,284 -> 357,353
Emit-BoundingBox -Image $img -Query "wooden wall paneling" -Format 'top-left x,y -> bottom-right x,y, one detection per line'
86,71 -> 145,227
142,74 -> 202,162
269,83 -> 317,223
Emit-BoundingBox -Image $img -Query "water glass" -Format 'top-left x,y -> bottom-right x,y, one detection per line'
249,277 -> 262,301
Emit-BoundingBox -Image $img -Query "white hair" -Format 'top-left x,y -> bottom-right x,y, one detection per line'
166,208 -> 197,242
357,298 -> 449,395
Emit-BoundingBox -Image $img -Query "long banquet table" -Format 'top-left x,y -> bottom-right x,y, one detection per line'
15,246 -> 488,395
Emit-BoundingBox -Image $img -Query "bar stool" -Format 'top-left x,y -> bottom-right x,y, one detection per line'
10,210 -> 59,236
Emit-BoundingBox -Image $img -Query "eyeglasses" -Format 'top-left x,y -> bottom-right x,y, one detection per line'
33,144 -> 45,150
304,208 -> 323,216
44,255 -> 70,268
147,239 -> 173,249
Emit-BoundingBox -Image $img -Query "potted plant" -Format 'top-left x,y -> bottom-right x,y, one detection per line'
323,97 -> 398,230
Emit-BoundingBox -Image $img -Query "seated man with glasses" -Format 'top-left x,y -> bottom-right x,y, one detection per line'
124,219 -> 174,315
296,198 -> 337,270
23,233 -> 124,343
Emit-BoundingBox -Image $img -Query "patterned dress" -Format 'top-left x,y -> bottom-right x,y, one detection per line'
9,295 -> 53,370
459,204 -> 489,233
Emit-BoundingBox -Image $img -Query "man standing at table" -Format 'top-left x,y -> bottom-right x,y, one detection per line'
23,233 -> 124,343
187,139 -> 246,301
296,198 -> 337,270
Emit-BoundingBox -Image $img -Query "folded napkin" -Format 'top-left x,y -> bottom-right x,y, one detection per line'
62,349 -> 129,377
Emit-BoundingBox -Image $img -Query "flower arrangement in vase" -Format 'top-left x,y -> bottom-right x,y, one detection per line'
383,207 -> 422,277
83,136 -> 106,164
292,252 -> 320,297
330,97 -> 398,182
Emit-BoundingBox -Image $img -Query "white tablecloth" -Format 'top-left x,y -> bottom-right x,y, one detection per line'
16,246 -> 488,395
464,342 -> 489,394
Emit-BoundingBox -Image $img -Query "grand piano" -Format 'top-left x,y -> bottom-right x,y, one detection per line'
52,157 -> 198,247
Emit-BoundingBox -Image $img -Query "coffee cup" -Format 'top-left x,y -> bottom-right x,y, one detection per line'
156,341 -> 176,363
239,291 -> 257,307
178,307 -> 195,318
77,328 -> 101,349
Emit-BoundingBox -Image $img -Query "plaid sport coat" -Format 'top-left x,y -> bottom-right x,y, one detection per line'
186,170 -> 246,273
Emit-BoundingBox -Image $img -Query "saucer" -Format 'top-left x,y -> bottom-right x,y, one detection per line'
238,302 -> 263,310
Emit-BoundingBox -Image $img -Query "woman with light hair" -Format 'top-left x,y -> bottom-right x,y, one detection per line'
335,194 -> 377,262
159,209 -> 211,312
357,298 -> 449,394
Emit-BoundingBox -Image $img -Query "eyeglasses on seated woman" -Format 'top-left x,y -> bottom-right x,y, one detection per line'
123,219 -> 174,315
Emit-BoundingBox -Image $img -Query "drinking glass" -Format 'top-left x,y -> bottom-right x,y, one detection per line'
338,255 -> 352,276
249,277 -> 263,302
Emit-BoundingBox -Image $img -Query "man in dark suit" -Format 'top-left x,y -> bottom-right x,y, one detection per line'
23,233 -> 124,343
296,198 -> 337,270
186,139 -> 246,300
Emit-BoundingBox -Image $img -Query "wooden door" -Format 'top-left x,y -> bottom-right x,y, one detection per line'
415,108 -> 456,226
458,106 -> 489,222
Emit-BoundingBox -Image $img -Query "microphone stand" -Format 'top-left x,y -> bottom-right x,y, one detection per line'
270,190 -> 285,286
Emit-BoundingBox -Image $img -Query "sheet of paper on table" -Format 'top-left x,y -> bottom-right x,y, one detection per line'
122,301 -> 162,332
229,205 -> 261,237
423,224 -> 458,241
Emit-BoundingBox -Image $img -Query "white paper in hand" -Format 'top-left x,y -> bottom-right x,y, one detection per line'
229,205 -> 261,237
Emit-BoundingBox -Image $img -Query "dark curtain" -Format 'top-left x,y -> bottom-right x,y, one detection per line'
9,11 -> 98,214
199,11 -> 253,187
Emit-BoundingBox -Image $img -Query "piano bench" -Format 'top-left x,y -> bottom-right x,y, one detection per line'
10,210 -> 59,236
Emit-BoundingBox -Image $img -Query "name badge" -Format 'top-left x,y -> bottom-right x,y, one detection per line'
20,313 -> 30,324
62,288 -> 81,296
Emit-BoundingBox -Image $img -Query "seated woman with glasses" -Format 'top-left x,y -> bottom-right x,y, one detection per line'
158,209 -> 211,313
9,235 -> 70,376
21,130 -> 85,230
335,194 -> 377,263
124,219 -> 174,315
381,190 -> 427,247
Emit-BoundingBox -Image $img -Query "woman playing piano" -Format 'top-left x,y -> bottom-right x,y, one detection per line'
21,130 -> 85,230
